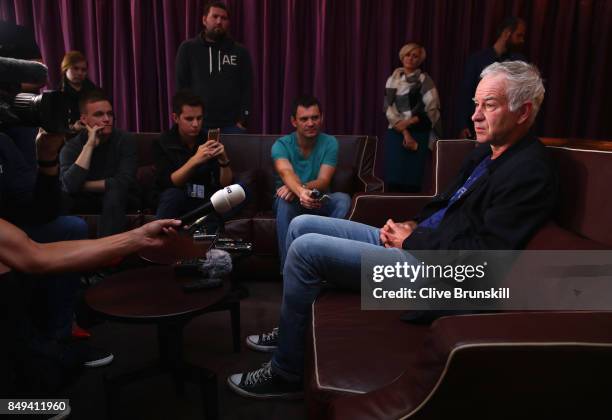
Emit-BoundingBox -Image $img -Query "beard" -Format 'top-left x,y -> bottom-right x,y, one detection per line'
205,26 -> 227,42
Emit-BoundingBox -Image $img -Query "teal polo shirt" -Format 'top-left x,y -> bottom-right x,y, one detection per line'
271,132 -> 339,190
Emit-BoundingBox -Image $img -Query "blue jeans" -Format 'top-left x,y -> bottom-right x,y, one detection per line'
274,192 -> 351,269
270,215 -> 418,379
20,216 -> 89,339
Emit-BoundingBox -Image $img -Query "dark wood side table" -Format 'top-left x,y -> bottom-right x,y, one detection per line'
86,266 -> 233,420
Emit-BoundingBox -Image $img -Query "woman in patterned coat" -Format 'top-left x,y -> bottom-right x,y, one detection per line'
383,43 -> 442,192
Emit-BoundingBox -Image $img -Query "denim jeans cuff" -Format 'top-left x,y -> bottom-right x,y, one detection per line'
271,358 -> 302,382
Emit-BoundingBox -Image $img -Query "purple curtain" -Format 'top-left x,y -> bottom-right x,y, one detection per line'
1,0 -> 610,138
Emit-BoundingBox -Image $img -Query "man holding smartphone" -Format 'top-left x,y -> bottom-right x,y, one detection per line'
59,90 -> 138,237
153,90 -> 233,221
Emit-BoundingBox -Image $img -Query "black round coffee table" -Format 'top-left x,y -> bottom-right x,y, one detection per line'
86,266 -> 233,420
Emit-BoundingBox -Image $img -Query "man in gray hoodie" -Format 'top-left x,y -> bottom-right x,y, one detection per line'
175,1 -> 253,133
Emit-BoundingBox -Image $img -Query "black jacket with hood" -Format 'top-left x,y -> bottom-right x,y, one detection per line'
175,33 -> 252,129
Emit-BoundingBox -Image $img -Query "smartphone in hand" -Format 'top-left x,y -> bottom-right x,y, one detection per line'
207,128 -> 220,142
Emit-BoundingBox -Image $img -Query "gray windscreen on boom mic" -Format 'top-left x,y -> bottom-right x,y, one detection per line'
0,57 -> 48,84
179,184 -> 246,226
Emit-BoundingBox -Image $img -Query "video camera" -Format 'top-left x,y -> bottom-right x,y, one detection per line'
0,56 -> 71,133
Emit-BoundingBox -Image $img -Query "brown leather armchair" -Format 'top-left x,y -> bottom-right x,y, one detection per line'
306,139 -> 612,419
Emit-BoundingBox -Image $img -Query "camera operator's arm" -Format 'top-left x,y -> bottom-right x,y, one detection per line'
59,126 -> 101,194
29,130 -> 65,222
0,218 -> 181,275
36,130 -> 63,177
0,130 -> 63,225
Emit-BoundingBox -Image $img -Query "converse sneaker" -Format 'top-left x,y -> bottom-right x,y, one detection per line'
227,362 -> 302,399
245,327 -> 278,352
59,339 -> 114,369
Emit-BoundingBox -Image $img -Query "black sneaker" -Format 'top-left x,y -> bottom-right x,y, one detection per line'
245,327 -> 278,352
83,344 -> 114,368
227,362 -> 302,399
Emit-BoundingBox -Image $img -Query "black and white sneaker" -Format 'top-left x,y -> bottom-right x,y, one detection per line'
227,362 -> 302,399
59,339 -> 114,369
245,327 -> 278,352
83,345 -> 114,368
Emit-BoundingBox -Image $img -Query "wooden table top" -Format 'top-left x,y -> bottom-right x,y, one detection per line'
86,265 -> 230,322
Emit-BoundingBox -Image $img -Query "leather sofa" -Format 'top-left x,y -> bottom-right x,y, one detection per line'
78,133 -> 383,279
306,139 -> 612,419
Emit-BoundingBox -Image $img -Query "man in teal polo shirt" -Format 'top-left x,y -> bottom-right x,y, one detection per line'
271,95 -> 351,270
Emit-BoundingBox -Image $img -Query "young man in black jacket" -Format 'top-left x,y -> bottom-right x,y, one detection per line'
228,61 -> 558,399
153,90 -> 233,219
175,1 -> 253,133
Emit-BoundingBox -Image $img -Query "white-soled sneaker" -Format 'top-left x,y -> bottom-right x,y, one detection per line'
227,362 -> 302,400
245,327 -> 278,352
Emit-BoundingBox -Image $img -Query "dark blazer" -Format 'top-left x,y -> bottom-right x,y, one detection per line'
404,135 -> 558,250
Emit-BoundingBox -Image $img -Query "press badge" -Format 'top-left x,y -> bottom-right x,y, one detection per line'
186,183 -> 205,198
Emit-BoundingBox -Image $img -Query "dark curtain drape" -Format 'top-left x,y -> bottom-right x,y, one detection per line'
1,0 -> 611,138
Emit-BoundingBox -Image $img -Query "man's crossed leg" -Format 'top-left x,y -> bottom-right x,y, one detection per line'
228,214 -> 417,399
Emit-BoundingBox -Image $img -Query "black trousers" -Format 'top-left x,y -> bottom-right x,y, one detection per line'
62,183 -> 140,237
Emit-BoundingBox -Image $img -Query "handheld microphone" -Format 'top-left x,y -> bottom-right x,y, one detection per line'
179,184 -> 246,227
0,56 -> 48,85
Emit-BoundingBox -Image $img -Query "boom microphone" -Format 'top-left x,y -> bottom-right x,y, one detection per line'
179,184 -> 246,226
0,56 -> 48,85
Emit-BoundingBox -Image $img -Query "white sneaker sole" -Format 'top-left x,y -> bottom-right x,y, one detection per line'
84,353 -> 114,368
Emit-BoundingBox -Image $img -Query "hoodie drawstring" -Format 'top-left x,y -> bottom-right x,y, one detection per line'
208,46 -> 224,74
209,47 -> 212,75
